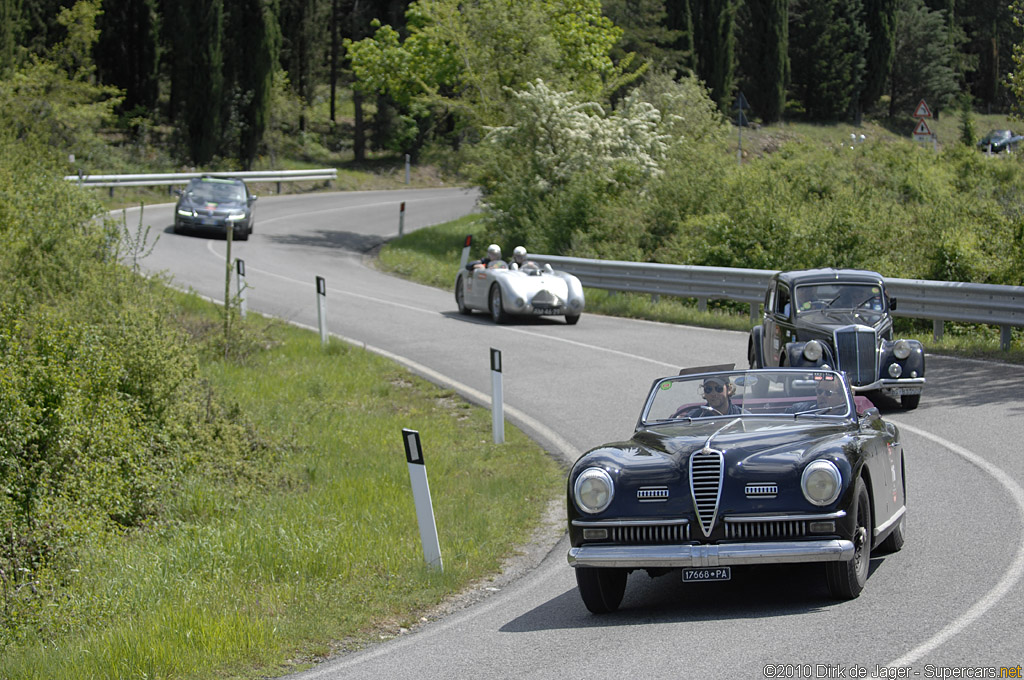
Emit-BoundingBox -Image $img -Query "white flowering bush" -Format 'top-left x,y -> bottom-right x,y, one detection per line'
469,76 -> 727,256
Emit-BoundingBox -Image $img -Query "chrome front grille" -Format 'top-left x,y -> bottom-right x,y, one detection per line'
833,325 -> 877,385
724,519 -> 810,540
690,449 -> 724,537
608,523 -> 690,544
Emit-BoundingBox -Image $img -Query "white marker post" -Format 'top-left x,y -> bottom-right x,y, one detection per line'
402,429 -> 443,570
491,348 -> 505,444
459,235 -> 473,270
316,275 -> 328,346
236,259 -> 247,318
399,201 -> 406,237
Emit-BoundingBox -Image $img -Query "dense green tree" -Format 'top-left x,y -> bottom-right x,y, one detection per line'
889,0 -> 958,118
859,0 -> 897,115
224,0 -> 281,168
665,0 -> 695,72
94,0 -> 160,116
602,0 -> 685,74
278,0 -> 327,124
177,0 -> 224,164
789,0 -> 868,120
692,0 -> 738,111
0,0 -> 19,74
737,0 -> 788,123
958,0 -> 1020,112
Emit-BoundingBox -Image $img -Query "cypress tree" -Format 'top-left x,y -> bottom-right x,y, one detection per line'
182,0 -> 224,165
94,0 -> 161,115
0,0 -> 17,74
693,0 -> 738,111
790,0 -> 868,120
859,0 -> 897,114
738,0 -> 788,123
226,0 -> 281,168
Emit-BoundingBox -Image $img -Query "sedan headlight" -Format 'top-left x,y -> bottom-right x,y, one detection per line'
893,339 -> 912,359
226,211 -> 248,221
801,460 -> 841,506
803,340 -> 823,362
574,468 -> 614,514
176,207 -> 194,217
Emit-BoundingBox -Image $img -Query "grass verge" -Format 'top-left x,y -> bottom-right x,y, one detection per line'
377,219 -> 1024,364
0,290 -> 565,679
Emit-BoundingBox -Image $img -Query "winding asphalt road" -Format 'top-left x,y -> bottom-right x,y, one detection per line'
127,188 -> 1024,679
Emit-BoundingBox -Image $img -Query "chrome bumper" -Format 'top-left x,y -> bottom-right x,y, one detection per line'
851,377 -> 925,393
567,539 -> 854,569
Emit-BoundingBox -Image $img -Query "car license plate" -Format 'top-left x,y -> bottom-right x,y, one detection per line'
682,567 -> 731,582
536,307 -> 563,315
889,387 -> 921,396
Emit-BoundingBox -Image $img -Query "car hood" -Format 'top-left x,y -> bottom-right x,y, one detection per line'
504,272 -> 570,296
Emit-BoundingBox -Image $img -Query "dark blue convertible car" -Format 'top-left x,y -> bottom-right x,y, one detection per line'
567,367 -> 906,613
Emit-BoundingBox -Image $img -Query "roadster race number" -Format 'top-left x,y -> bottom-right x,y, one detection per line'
682,567 -> 731,582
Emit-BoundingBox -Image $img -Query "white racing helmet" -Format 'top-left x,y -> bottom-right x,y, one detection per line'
487,243 -> 502,259
512,245 -> 527,264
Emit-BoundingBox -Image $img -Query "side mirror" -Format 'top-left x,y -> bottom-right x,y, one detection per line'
859,407 -> 881,424
173,188 -> 183,197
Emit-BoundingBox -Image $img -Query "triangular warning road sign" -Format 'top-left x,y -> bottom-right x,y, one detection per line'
913,119 -> 932,137
913,99 -> 932,118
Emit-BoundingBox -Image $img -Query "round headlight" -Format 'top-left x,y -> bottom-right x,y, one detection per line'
803,340 -> 823,362
893,339 -> 912,360
574,468 -> 614,514
888,363 -> 903,378
801,460 -> 842,506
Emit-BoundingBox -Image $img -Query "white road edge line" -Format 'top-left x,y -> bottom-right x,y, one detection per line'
881,420 -> 1024,671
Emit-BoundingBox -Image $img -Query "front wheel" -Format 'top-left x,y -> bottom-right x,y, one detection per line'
878,511 -> 906,554
565,313 -> 580,325
455,276 -> 471,315
489,285 -> 508,324
825,477 -> 871,599
575,567 -> 627,614
901,393 -> 920,410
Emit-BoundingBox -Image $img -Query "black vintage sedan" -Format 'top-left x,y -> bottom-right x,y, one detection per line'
567,367 -> 906,613
748,268 -> 925,409
173,175 -> 256,241
977,129 -> 1023,153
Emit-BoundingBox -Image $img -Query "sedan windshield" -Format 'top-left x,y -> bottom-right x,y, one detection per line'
643,369 -> 853,424
189,181 -> 246,204
793,283 -> 883,313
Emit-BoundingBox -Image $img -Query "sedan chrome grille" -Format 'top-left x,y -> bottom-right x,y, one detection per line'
724,519 -> 809,540
833,325 -> 876,386
608,523 -> 690,544
689,449 -> 724,537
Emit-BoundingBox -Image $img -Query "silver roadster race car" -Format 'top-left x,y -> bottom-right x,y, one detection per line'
455,259 -> 585,324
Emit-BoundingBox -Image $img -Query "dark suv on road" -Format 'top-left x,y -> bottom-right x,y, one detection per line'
748,268 -> 925,409
173,175 -> 256,240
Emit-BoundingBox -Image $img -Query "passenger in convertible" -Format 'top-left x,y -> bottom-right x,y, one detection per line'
787,375 -> 848,414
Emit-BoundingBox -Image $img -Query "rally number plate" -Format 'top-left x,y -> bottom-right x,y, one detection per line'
682,567 -> 731,582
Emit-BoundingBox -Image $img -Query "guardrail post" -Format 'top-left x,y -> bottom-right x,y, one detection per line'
1001,325 -> 1012,351
933,320 -> 944,342
698,298 -> 707,312
750,303 -> 759,325
316,276 -> 328,346
490,348 -> 505,444
399,201 -> 406,236
402,429 -> 443,571
405,154 -> 411,184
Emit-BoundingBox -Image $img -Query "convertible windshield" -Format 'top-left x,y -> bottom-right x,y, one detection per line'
793,283 -> 883,313
643,369 -> 853,424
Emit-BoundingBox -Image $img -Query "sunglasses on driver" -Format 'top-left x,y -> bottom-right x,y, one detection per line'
703,384 -> 725,393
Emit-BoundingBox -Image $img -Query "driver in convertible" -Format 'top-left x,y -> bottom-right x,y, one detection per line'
787,375 -> 847,414
467,243 -> 503,270
673,376 -> 747,417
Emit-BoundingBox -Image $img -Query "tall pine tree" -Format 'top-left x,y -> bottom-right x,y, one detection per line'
859,0 -> 897,115
176,0 -> 224,164
790,0 -> 868,120
737,0 -> 788,122
94,0 -> 160,115
692,0 -> 738,111
224,0 -> 281,168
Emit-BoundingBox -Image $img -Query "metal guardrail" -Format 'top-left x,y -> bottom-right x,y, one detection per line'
64,169 -> 337,195
529,254 -> 1024,350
